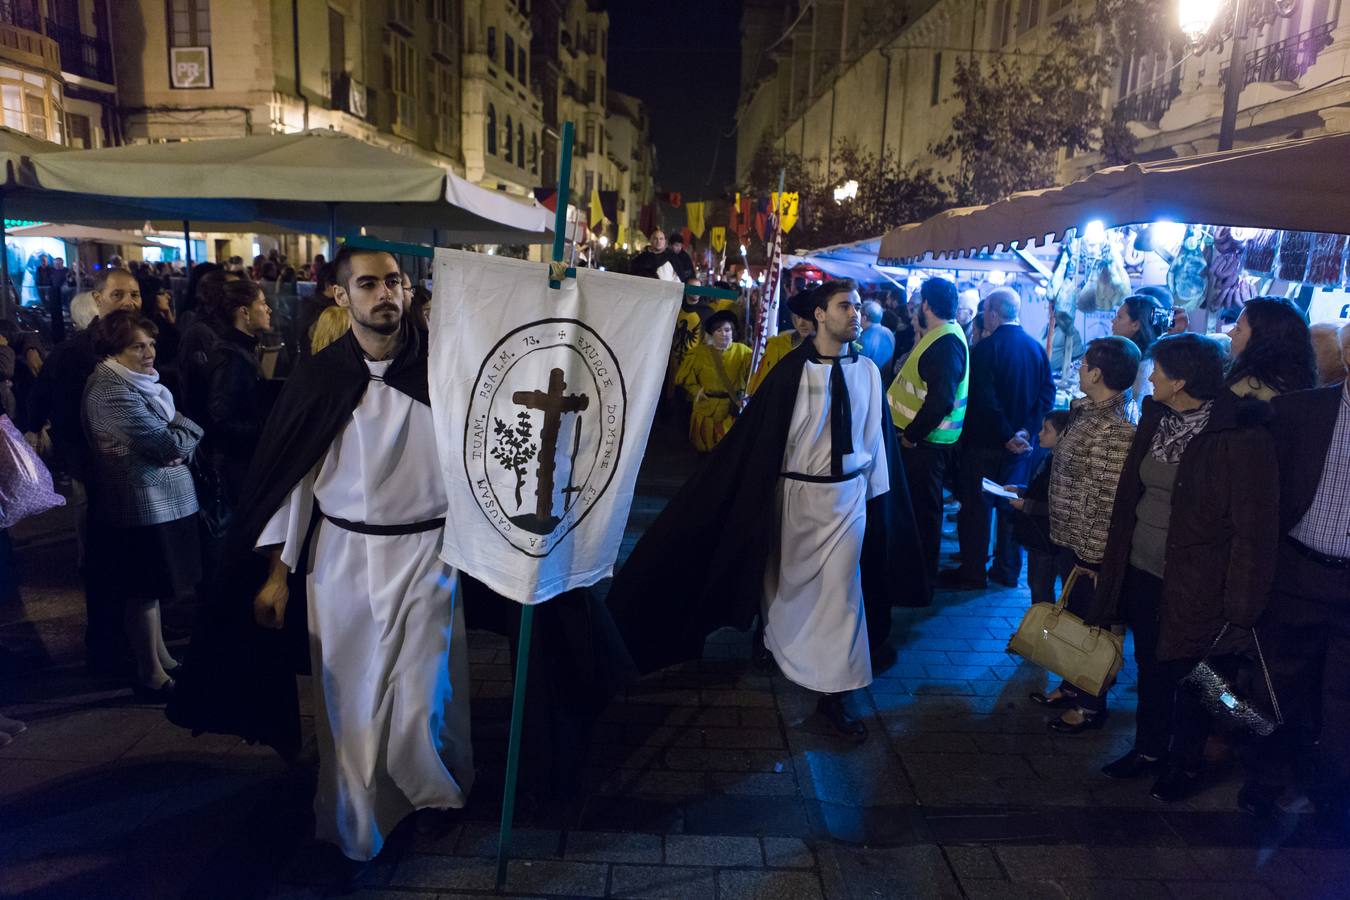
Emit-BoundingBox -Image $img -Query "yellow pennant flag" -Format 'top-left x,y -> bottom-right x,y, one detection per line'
686,201 -> 706,238
589,187 -> 606,228
772,192 -> 800,233
710,226 -> 726,253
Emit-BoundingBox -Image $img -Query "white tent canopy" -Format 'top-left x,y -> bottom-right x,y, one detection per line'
9,223 -> 156,246
22,129 -> 553,244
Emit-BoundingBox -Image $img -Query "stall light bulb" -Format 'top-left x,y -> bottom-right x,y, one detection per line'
987,270 -> 1007,285
740,244 -> 748,257
1230,226 -> 1258,241
1083,220 -> 1107,243
1151,220 -> 1185,248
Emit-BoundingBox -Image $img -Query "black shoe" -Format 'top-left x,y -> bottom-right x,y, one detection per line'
817,694 -> 867,739
988,570 -> 1019,588
936,567 -> 986,590
751,619 -> 774,672
1150,766 -> 1203,803
131,678 -> 176,704
1102,750 -> 1165,780
1047,710 -> 1107,734
1236,781 -> 1279,818
1028,690 -> 1078,709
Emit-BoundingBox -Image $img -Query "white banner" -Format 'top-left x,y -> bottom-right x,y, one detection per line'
430,249 -> 683,604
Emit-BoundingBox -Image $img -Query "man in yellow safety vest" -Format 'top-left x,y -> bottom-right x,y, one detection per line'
886,278 -> 969,600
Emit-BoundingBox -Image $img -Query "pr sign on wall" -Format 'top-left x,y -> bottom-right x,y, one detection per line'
169,47 -> 212,89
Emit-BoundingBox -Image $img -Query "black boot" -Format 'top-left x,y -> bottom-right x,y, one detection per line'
817,693 -> 867,739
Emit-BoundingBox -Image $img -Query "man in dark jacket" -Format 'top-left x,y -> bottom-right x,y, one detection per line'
942,288 -> 1054,589
665,232 -> 696,283
1241,324 -> 1350,826
25,268 -> 142,672
631,229 -> 670,278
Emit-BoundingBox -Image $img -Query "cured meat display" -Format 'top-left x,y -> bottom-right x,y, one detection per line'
1242,229 -> 1278,274
1277,231 -> 1311,282
1168,226 -> 1209,310
1205,227 -> 1254,313
1308,232 -> 1348,287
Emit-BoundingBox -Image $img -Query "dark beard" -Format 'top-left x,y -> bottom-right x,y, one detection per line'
355,308 -> 401,335
918,308 -> 930,331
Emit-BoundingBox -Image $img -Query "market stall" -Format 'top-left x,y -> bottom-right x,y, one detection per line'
878,131 -> 1350,379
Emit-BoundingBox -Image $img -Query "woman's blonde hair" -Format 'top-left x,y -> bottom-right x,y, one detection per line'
310,305 -> 351,356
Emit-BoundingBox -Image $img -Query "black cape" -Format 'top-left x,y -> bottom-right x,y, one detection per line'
607,338 -> 930,677
169,321 -> 631,772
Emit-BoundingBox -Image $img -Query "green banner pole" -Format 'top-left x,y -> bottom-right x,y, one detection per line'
495,119 -> 576,890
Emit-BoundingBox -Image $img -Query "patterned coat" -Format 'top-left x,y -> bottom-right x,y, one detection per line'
1048,392 -> 1135,564
82,363 -> 203,527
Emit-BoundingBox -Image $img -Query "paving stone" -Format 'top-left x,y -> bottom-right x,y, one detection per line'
762,837 -> 815,869
703,728 -> 785,750
0,705 -> 162,763
959,878 -> 1068,900
942,845 -> 1003,880
903,752 -> 1037,780
664,834 -> 762,867
596,769 -> 706,796
564,830 -> 662,864
738,708 -> 780,729
454,824 -> 561,859
502,860 -> 609,896
387,855 -> 497,891
609,864 -> 716,900
700,690 -> 777,708
1165,882 -> 1279,899
718,869 -> 823,900
815,844 -> 962,900
709,771 -> 798,797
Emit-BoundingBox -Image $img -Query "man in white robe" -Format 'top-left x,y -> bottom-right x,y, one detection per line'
252,247 -> 472,863
762,281 -> 887,737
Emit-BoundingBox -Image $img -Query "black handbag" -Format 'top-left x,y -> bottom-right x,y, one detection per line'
189,449 -> 234,538
1180,624 -> 1283,737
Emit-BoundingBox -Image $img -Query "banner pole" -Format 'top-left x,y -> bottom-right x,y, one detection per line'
496,120 -> 575,890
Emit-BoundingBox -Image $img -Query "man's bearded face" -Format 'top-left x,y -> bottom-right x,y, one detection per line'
336,252 -> 405,336
817,290 -> 862,344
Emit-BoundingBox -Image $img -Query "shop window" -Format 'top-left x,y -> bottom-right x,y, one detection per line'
505,114 -> 514,162
930,53 -> 942,106
506,35 -> 515,76
66,111 -> 92,149
167,0 -> 211,47
486,103 -> 497,154
0,66 -> 62,143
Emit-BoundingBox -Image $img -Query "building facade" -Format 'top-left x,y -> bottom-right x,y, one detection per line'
461,0 -> 543,196
0,0 -> 117,149
736,0 -> 1350,195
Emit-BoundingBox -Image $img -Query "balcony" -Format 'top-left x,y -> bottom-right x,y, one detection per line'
47,24 -> 113,85
0,19 -> 59,76
1115,75 -> 1181,124
1220,22 -> 1335,88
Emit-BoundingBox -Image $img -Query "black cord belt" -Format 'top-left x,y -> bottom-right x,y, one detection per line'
322,512 -> 445,536
780,469 -> 862,484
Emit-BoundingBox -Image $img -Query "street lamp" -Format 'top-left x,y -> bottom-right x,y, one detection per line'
1179,0 -> 1298,150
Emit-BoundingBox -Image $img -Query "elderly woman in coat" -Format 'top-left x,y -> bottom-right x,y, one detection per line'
83,310 -> 204,701
1087,333 -> 1278,803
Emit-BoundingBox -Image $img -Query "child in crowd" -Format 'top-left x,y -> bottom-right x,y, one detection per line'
1008,410 -> 1073,605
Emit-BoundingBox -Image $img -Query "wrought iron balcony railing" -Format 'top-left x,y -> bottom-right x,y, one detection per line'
1115,76 -> 1182,124
1220,21 -> 1335,88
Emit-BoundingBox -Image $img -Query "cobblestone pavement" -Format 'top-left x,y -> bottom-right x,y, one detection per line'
2,420 -> 1348,899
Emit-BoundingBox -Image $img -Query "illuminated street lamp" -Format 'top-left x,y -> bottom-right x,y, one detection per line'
1179,0 -> 1298,150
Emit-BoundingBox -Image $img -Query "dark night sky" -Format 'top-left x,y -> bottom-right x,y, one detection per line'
606,0 -> 741,197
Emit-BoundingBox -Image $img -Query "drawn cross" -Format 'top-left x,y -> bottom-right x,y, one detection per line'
512,368 -> 590,521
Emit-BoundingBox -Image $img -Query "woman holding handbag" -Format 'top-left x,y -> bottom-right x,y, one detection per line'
1089,333 -> 1279,802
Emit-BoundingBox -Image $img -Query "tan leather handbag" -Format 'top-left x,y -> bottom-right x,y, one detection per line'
1007,568 -> 1124,697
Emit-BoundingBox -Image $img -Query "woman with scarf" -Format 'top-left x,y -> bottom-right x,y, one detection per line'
676,309 -> 751,451
1087,333 -> 1278,802
83,310 -> 204,701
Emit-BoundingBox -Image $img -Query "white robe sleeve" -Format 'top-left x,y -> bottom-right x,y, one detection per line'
255,468 -> 318,573
864,365 -> 890,501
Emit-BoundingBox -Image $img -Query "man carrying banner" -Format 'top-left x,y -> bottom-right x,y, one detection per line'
170,246 -> 473,870
609,279 -> 929,737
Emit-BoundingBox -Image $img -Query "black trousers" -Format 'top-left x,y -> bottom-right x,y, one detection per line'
955,443 -> 1033,582
901,440 -> 953,599
1122,565 -> 1208,768
1027,543 -> 1074,606
1249,542 -> 1350,798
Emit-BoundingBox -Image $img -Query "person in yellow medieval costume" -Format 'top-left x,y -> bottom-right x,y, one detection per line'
748,286 -> 818,395
677,309 -> 750,452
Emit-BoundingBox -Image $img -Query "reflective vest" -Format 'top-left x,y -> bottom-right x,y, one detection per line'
887,321 -> 968,444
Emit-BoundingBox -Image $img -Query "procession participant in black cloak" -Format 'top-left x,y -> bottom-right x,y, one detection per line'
169,247 -> 630,847
607,279 -> 930,736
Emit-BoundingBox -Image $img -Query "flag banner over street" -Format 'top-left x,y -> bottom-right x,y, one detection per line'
430,249 -> 682,604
